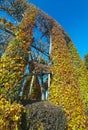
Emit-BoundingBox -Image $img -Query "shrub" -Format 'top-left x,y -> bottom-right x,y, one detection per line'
23,101 -> 67,130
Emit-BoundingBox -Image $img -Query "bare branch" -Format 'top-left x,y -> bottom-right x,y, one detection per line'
4,28 -> 15,36
31,44 -> 49,57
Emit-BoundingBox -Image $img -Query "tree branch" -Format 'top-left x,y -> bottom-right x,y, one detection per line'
1,27 -> 50,56
4,28 -> 15,36
31,44 -> 49,57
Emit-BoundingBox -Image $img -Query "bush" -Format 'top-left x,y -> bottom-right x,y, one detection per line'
22,101 -> 67,130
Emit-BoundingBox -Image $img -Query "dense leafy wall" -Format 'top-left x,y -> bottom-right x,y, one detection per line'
0,2 -> 88,130
48,22 -> 87,129
84,54 -> 88,70
68,42 -> 88,108
0,96 -> 24,130
0,39 -> 28,102
0,5 -> 38,102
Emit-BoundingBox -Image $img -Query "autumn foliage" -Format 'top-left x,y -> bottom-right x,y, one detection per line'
48,23 -> 87,129
0,96 -> 24,130
0,1 -> 88,130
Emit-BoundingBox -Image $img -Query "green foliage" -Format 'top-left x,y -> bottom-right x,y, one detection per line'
68,42 -> 88,108
22,76 -> 32,100
84,53 -> 88,70
0,1 -> 88,130
48,25 -> 87,129
0,39 -> 27,102
30,76 -> 41,100
22,76 -> 41,100
0,5 -> 38,102
39,58 -> 46,64
0,96 -> 24,130
25,101 -> 67,130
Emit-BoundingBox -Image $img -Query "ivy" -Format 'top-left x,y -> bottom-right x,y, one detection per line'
68,42 -> 88,108
48,24 -> 87,129
0,96 -> 24,130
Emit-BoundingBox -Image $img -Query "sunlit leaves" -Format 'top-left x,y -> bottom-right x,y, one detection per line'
0,1 -> 88,130
30,76 -> 41,100
0,96 -> 24,130
84,53 -> 88,70
48,24 -> 87,129
68,42 -> 88,108
0,5 -> 38,102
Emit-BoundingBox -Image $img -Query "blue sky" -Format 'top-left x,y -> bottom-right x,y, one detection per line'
0,0 -> 88,59
29,0 -> 88,59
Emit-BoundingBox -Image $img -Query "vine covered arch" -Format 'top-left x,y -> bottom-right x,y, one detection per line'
0,1 -> 88,129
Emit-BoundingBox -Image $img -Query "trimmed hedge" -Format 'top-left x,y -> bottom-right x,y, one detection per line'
22,101 -> 67,130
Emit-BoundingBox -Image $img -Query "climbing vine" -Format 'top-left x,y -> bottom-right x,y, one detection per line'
48,22 -> 87,129
0,1 -> 88,130
0,5 -> 38,102
68,42 -> 88,108
0,96 -> 24,130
